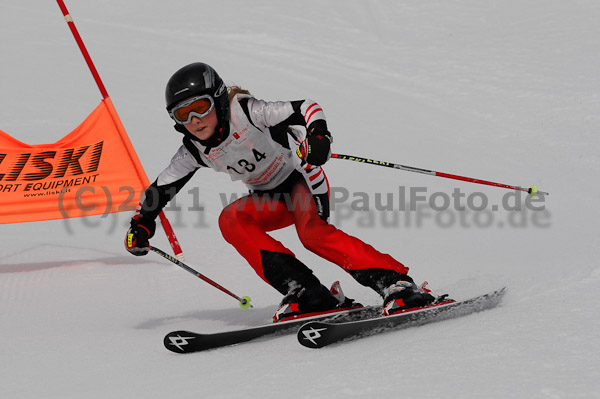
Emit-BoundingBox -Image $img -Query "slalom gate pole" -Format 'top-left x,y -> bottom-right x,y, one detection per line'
56,1 -> 183,258
332,153 -> 549,197
56,0 -> 108,98
150,246 -> 253,309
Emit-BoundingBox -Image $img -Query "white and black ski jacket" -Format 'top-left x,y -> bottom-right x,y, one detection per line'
138,94 -> 330,225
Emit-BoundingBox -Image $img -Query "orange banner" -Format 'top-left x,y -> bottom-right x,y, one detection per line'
0,97 -> 149,224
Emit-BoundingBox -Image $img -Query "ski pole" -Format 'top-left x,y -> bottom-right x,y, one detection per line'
150,246 -> 252,309
331,153 -> 549,198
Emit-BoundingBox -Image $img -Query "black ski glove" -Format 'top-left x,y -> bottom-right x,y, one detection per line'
125,216 -> 155,256
296,120 -> 332,166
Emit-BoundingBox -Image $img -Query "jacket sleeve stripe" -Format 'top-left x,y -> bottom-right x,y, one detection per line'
308,168 -> 323,182
300,100 -> 326,127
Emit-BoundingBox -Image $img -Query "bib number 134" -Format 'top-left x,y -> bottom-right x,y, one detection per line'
226,149 -> 266,174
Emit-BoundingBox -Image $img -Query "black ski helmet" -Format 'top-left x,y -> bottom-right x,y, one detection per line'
165,62 -> 230,144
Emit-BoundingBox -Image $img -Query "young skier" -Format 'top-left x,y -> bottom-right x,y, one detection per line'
125,62 -> 436,321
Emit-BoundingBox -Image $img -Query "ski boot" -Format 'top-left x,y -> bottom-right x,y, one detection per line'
273,281 -> 362,323
382,279 -> 438,316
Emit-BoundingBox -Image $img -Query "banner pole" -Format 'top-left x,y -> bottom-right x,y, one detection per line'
56,0 -> 109,99
56,0 -> 184,259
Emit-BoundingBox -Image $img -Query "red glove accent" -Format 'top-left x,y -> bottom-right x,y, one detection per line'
125,219 -> 152,256
296,130 -> 332,166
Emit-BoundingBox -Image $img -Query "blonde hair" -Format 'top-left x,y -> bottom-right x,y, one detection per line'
228,85 -> 251,102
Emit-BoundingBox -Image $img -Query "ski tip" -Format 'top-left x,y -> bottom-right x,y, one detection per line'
163,330 -> 199,354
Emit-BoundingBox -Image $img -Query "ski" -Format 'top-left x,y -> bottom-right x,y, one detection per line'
297,287 -> 507,349
163,305 -> 381,353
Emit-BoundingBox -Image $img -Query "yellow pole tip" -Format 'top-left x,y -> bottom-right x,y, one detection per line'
529,185 -> 538,198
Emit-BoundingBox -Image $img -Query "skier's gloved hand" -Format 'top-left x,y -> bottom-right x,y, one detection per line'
125,216 -> 155,256
296,120 -> 332,166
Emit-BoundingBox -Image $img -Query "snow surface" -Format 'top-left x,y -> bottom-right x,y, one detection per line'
1,1 -> 599,398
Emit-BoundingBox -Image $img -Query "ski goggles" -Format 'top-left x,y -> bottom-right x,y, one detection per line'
169,95 -> 215,125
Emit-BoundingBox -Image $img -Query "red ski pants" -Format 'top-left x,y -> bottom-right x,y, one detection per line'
218,177 -> 409,286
